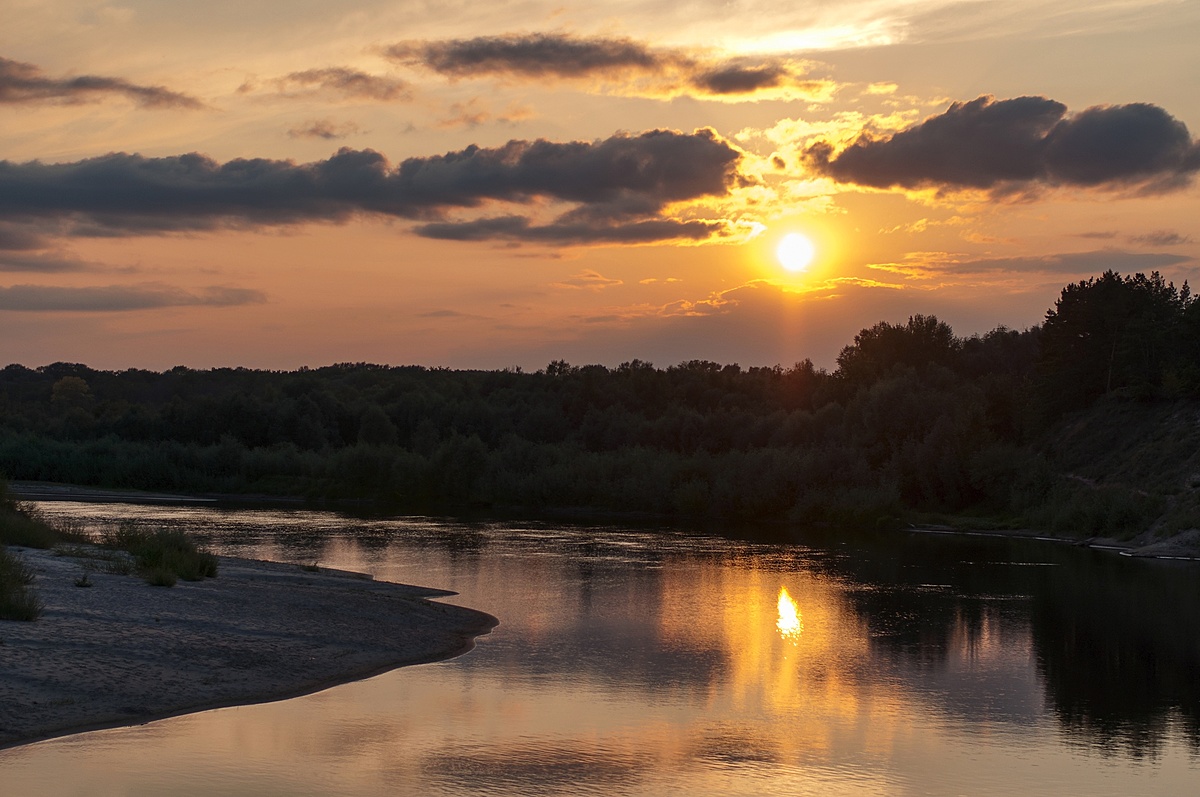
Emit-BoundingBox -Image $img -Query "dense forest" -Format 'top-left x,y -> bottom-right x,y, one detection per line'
4,270 -> 1200,539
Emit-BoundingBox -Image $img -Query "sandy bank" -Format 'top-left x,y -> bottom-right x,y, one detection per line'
0,547 -> 496,748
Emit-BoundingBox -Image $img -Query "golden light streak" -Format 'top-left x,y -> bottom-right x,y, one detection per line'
776,586 -> 803,643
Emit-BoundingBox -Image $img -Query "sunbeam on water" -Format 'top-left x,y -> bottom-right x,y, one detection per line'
776,586 -> 803,643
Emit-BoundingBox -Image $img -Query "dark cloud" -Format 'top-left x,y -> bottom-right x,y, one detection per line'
0,129 -> 744,244
0,56 -> 202,109
0,283 -> 266,312
385,33 -> 831,100
413,216 -> 728,244
287,119 -> 362,140
0,223 -> 48,251
806,95 -> 1200,194
0,252 -> 91,273
269,68 -> 410,101
387,33 -> 664,78
1129,230 -> 1192,246
692,63 -> 786,94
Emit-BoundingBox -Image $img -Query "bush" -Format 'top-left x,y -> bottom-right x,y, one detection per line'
103,524 -> 218,585
0,496 -> 67,549
0,547 -> 42,621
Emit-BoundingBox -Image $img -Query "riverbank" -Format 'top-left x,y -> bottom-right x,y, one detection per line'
907,523 -> 1200,561
0,546 -> 497,749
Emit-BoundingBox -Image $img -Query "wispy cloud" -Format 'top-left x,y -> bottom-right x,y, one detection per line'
0,283 -> 266,312
257,67 -> 411,102
436,99 -> 534,129
552,269 -> 623,290
0,252 -> 92,273
866,249 -> 1193,279
1129,230 -> 1192,246
0,56 -> 203,109
385,33 -> 836,102
287,119 -> 363,140
805,95 -> 1200,195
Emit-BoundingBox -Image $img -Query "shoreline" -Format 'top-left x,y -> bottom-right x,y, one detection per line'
12,480 -> 1200,561
0,548 -> 497,750
906,524 -> 1200,561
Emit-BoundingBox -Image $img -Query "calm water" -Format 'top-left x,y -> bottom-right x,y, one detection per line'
3,502 -> 1199,796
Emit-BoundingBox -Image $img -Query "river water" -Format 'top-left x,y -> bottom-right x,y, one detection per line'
2,501 -> 1198,795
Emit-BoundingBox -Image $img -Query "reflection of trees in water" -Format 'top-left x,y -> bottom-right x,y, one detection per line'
1029,554 -> 1200,756
808,530 -> 1042,664
811,529 -> 1200,755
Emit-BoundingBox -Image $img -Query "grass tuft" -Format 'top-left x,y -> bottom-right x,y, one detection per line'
103,524 -> 218,586
142,566 -> 178,587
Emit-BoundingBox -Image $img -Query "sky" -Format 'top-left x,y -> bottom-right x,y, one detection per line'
1,0 -> 1198,372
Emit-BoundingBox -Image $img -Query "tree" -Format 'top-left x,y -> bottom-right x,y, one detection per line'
1038,271 -> 1190,413
836,314 -> 960,389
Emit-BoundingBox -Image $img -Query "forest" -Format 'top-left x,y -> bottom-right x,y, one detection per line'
3,270 -> 1200,539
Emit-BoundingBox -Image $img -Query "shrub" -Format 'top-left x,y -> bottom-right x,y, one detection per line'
0,505 -> 63,549
0,547 -> 42,621
103,524 -> 218,586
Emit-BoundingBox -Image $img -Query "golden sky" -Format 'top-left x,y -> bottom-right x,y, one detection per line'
1,0 -> 1197,370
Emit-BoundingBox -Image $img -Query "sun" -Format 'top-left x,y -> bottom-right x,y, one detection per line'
776,233 -> 816,272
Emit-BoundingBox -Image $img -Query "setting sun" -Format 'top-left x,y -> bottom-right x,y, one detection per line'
776,233 -> 816,273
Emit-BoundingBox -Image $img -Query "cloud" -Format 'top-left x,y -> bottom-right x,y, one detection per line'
390,33 -> 663,78
0,129 -> 746,245
0,222 -> 48,251
418,309 -> 471,318
264,68 -> 411,101
867,249 -> 1193,279
552,269 -> 623,290
0,252 -> 92,273
287,119 -> 363,140
1129,230 -> 1192,246
436,99 -> 534,129
805,95 -> 1200,194
0,56 -> 202,109
385,33 -> 835,102
413,215 -> 731,244
0,283 -> 266,312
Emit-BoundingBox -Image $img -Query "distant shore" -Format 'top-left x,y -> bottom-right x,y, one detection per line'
12,478 -> 1200,562
7,480 -> 303,507
907,523 -> 1200,561
0,547 -> 496,749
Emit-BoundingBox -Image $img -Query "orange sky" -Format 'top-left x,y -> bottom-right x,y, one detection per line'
1,0 -> 1197,370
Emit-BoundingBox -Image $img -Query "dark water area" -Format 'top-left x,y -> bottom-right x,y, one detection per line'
2,502 -> 1198,795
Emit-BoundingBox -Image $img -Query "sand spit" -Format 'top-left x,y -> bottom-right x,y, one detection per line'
0,547 -> 497,748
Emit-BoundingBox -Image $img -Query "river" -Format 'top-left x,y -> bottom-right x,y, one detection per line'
2,501 -> 1198,795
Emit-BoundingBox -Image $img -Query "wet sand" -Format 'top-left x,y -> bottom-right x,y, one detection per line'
0,546 -> 497,748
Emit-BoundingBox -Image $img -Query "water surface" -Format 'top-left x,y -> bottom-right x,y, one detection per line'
2,502 -> 1197,795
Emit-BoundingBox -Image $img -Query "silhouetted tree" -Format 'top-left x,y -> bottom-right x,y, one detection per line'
836,314 -> 960,391
1038,271 -> 1190,414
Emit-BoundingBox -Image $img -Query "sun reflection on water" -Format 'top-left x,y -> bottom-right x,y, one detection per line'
776,586 -> 803,643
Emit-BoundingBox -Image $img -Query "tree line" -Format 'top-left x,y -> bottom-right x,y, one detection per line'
1,270 -> 1196,532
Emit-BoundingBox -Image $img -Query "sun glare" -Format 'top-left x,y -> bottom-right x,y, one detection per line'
777,586 -> 803,643
776,233 -> 815,273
